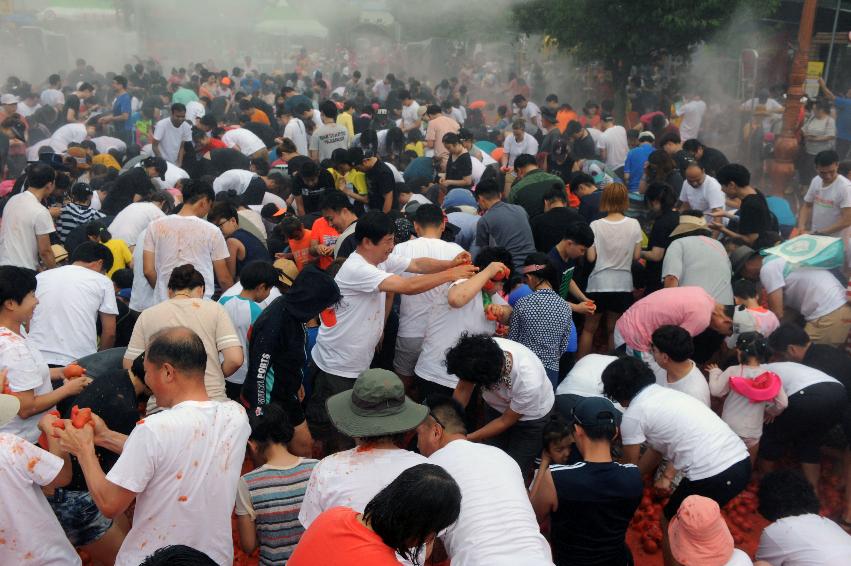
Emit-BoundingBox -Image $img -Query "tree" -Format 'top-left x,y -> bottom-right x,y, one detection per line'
514,0 -> 780,113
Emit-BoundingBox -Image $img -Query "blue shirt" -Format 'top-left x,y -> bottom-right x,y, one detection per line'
835,96 -> 851,141
623,143 -> 654,192
112,92 -> 133,132
240,77 -> 261,95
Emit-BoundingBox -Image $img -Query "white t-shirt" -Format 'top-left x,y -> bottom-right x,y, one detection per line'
680,174 -> 725,219
597,125 -> 629,169
765,362 -> 841,396
483,338 -> 555,420
28,265 -> 119,365
0,330 -> 53,443
757,513 -> 851,566
620,384 -> 748,480
556,353 -> 617,398
309,123 -> 350,162
470,154 -> 486,184
153,118 -> 192,164
587,217 -> 642,292
312,251 -> 410,378
676,99 -> 707,141
299,448 -> 427,528
709,364 -> 788,440
49,122 -> 87,152
401,101 -> 420,130
0,191 -> 56,270
185,100 -> 206,124
429,440 -> 553,566
92,136 -> 127,155
503,134 -> 539,167
415,280 -> 504,388
0,433 -> 82,565
222,128 -> 266,156
40,88 -> 65,106
726,548 -> 754,566
741,97 -> 784,132
803,174 -> 851,234
108,202 -> 165,247
143,215 -> 230,304
213,169 -> 257,195
218,295 -> 263,385
151,161 -> 189,191
106,400 -> 249,566
520,102 -> 542,133
759,258 -> 847,321
129,227 -> 156,312
667,361 -> 711,406
283,118 -> 309,155
392,237 -> 464,339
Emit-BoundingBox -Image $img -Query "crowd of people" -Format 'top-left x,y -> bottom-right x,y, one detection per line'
2,50 -> 851,566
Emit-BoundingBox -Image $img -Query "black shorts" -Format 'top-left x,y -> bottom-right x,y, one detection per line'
587,291 -> 634,314
663,458 -> 751,519
760,381 -> 848,463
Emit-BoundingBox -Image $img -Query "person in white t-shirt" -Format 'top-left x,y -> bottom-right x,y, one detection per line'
307,211 -> 476,438
129,227 -> 156,313
676,95 -> 707,141
28,243 -> 119,365
446,335 -> 555,477
222,127 -> 267,159
651,325 -> 710,403
92,136 -> 127,156
512,95 -> 543,135
108,200 -> 167,248
554,353 -> 618,403
142,180 -> 233,304
602,357 -> 750,525
0,266 -> 90,443
185,99 -> 206,125
756,469 -> 851,566
49,121 -> 94,152
501,120 -> 539,169
798,150 -> 851,237
597,115 -> 629,172
56,327 -> 250,566
278,109 -> 309,155
399,90 -> 421,133
390,204 -> 464,385
0,398 -> 82,566
0,163 -> 57,270
679,162 -> 725,222
308,100 -> 350,163
299,369 -> 429,529
152,103 -> 192,166
416,395 -> 553,566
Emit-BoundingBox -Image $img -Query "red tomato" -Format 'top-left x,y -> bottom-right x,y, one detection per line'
642,540 -> 659,554
63,363 -> 85,379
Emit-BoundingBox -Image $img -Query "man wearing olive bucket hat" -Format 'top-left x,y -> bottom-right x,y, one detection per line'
299,368 -> 429,530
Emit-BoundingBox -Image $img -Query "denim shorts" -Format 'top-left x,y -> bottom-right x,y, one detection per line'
47,488 -> 113,547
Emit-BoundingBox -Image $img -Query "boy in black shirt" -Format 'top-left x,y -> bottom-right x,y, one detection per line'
712,163 -> 775,247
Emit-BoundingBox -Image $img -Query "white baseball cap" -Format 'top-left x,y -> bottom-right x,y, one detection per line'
0,94 -> 20,105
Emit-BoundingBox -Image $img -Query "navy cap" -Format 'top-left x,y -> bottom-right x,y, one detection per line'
572,396 -> 619,427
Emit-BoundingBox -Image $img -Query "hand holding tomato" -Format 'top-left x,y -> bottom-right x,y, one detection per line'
56,419 -> 95,457
452,251 -> 472,266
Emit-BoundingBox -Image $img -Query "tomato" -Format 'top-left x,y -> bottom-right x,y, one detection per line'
642,539 -> 659,554
641,495 -> 652,509
70,405 -> 92,429
63,363 -> 85,379
483,280 -> 497,293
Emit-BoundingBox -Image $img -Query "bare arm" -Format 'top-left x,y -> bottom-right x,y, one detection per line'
452,380 -> 475,407
766,289 -> 784,320
797,201 -> 813,232
237,515 -> 258,554
633,242 -> 642,261
407,253 -> 470,274
586,244 -> 597,263
98,312 -> 116,351
529,458 -> 558,521
37,234 -> 56,269
177,143 -> 186,168
467,408 -> 522,442
151,138 -> 161,158
814,207 -> 851,236
641,246 -> 666,262
12,378 -> 89,419
378,265 -> 476,296
663,275 -> 679,288
143,250 -> 157,288
447,262 -> 504,307
213,258 -> 234,292
220,345 -> 244,378
223,239 -> 240,281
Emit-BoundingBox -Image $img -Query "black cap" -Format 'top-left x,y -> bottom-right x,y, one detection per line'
572,396 -> 620,427
346,147 -> 366,165
70,182 -> 94,200
601,114 -> 615,122
458,128 -> 474,141
141,156 -> 167,180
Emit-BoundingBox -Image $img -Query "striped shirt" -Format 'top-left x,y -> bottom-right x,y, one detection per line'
236,459 -> 318,565
57,203 -> 105,242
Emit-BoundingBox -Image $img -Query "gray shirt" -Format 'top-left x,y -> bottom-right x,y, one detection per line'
309,123 -> 350,162
662,235 -> 733,304
473,201 -> 536,269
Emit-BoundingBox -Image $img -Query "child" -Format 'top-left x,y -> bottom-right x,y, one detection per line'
530,413 -> 574,495
405,128 -> 425,157
279,216 -> 314,272
57,182 -> 105,243
235,403 -> 319,565
728,279 -> 780,348
650,325 -> 710,405
86,222 -> 132,278
218,261 -> 280,401
708,332 -> 788,463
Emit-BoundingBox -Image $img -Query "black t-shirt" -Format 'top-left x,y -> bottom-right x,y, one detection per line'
294,168 -> 335,215
63,94 -> 82,123
241,121 -> 277,149
572,132 -> 597,160
445,152 -> 473,183
209,148 -> 250,176
802,344 -> 851,399
645,209 -> 680,292
550,461 -> 643,566
578,190 -> 603,223
336,233 -> 358,259
366,160 -> 398,211
673,149 -> 691,176
699,146 -> 729,177
531,206 -> 583,253
737,192 -> 772,237
56,370 -> 139,491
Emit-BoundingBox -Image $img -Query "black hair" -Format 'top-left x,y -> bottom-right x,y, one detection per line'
474,177 -> 501,200
300,160 -> 319,179
736,331 -> 771,363
814,150 -> 839,167
767,323 -> 810,352
71,241 -> 114,273
568,172 -> 595,194
681,139 -> 703,154
522,252 -> 561,290
113,75 -> 128,88
139,545 -> 218,566
732,278 -> 758,300
413,203 -> 443,228
716,163 -> 750,187
644,181 -> 678,209
26,163 -> 56,189
445,333 -> 505,388
171,102 -> 186,114
85,221 -> 112,243
319,99 -> 338,120
566,120 -> 583,136
543,185 -> 567,204
513,154 -> 537,170
239,261 -> 280,291
111,268 -> 133,289
0,265 -> 37,305
757,469 -> 820,522
167,264 -> 205,291
651,325 -> 694,362
146,327 -> 208,376
354,210 -> 394,245
181,179 -> 215,205
319,190 -> 354,213
423,395 -> 467,435
442,132 -> 461,146
363,463 -> 461,566
248,402 -> 295,446
601,356 -> 655,404
207,202 -> 238,225
659,131 -> 681,146
473,246 -> 513,273
543,412 -> 572,448
251,158 -> 270,177
562,221 -> 594,247
130,352 -> 146,383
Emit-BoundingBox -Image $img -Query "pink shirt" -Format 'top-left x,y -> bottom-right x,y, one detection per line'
616,287 -> 716,352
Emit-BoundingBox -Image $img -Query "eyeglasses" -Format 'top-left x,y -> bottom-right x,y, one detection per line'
216,220 -> 230,228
